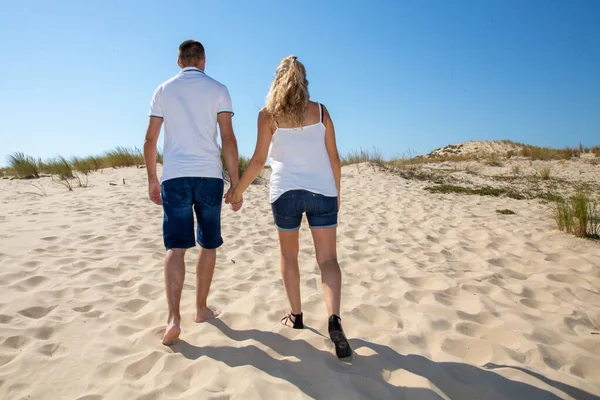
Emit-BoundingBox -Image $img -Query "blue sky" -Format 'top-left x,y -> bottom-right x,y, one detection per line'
0,0 -> 599,166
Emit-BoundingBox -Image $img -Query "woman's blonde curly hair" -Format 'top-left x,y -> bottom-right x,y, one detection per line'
266,56 -> 309,126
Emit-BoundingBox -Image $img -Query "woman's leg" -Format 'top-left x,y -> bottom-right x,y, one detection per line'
311,226 -> 352,359
309,227 -> 341,317
278,230 -> 301,315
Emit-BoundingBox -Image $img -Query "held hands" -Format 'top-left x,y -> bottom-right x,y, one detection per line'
149,180 -> 162,205
224,186 -> 243,212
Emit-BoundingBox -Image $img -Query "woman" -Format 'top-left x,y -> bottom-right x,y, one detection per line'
225,56 -> 352,360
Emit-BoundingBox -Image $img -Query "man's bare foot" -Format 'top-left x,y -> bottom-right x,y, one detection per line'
162,322 -> 181,346
195,307 -> 221,323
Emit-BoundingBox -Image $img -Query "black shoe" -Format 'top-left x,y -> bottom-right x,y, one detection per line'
281,312 -> 304,329
328,314 -> 353,361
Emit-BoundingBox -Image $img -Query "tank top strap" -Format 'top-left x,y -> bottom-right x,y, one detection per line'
319,103 -> 323,123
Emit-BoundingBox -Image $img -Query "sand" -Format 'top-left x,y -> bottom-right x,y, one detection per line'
1,161 -> 599,399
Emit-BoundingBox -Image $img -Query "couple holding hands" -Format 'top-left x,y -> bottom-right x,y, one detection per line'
143,40 -> 351,360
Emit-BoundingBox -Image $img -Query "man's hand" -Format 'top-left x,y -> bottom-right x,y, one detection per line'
224,186 -> 243,212
149,180 -> 162,205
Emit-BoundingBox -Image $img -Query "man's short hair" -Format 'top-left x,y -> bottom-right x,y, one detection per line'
178,40 -> 205,67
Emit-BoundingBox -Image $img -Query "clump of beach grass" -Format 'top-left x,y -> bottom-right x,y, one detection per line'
426,184 -> 505,197
464,164 -> 481,175
425,184 -> 528,200
386,150 -> 425,173
585,158 -> 600,166
220,152 -> 263,185
103,146 -> 144,168
496,209 -> 516,215
72,156 -> 100,175
538,166 -> 552,180
554,193 -> 599,239
7,152 -> 41,179
44,156 -> 74,179
44,156 -> 76,190
512,165 -> 521,175
485,158 -> 504,167
341,147 -> 384,167
518,144 -> 577,160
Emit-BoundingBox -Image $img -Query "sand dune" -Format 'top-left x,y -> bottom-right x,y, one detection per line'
1,163 -> 599,399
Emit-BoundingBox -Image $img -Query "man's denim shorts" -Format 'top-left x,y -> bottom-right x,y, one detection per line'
161,177 -> 224,250
271,190 -> 338,232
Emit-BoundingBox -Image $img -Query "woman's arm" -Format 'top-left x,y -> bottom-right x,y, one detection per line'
227,109 -> 273,203
323,105 -> 341,205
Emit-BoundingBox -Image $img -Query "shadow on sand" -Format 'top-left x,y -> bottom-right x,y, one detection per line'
170,320 -> 599,400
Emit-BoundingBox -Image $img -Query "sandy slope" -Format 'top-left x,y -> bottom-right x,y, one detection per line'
0,164 -> 599,399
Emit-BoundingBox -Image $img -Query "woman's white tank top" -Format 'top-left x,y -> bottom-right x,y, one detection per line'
269,103 -> 338,203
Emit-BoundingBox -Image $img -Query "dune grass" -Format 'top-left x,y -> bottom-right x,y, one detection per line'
500,140 -> 600,161
496,209 -> 516,215
585,158 -> 600,166
44,156 -> 74,179
219,151 -> 263,184
72,156 -> 99,175
485,158 -> 504,167
464,164 -> 481,175
6,147 -> 157,179
424,184 -> 529,200
341,147 -> 384,167
554,193 -> 599,239
102,146 -> 144,168
425,184 -> 504,197
7,152 -> 41,179
538,166 -> 552,180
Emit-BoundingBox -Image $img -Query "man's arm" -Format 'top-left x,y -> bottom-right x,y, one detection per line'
144,116 -> 163,205
218,112 -> 239,186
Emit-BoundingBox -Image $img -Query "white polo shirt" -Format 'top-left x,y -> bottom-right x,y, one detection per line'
149,67 -> 233,183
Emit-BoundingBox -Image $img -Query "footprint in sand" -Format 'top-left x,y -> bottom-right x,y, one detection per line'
38,342 -> 67,357
117,299 -> 148,313
570,356 -> 600,380
0,354 -> 17,368
0,314 -> 14,324
116,324 -> 139,335
403,290 -> 430,304
33,327 -> 55,340
348,375 -> 393,400
19,275 -> 49,289
455,321 -> 483,338
123,351 -> 164,381
73,305 -> 93,313
441,338 -> 494,365
3,335 -> 31,349
18,305 -> 57,319
23,260 -> 41,268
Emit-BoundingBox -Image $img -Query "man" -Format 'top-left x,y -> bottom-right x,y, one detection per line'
144,40 -> 242,346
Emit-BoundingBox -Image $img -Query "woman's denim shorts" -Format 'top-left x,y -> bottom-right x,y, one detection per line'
271,190 -> 338,232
